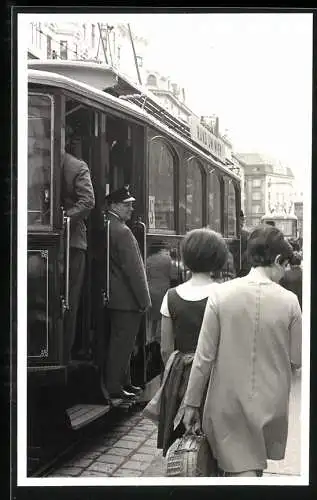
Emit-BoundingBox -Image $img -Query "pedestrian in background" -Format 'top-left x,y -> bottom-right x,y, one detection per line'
62,129 -> 95,362
280,251 -> 302,310
183,224 -> 302,477
146,238 -> 173,345
105,186 -> 151,400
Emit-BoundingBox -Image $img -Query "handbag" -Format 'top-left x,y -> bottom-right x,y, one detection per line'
166,430 -> 218,477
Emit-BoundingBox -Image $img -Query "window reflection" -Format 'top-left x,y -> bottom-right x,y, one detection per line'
148,138 -> 175,232
186,158 -> 203,231
28,94 -> 53,227
208,171 -> 221,232
224,179 -> 237,237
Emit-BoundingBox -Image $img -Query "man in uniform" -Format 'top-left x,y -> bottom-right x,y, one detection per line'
62,143 -> 95,362
105,186 -> 151,400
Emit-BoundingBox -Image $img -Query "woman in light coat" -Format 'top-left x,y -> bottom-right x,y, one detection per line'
183,225 -> 302,477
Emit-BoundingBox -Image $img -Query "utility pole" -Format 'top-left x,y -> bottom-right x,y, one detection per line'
106,25 -> 114,67
97,23 -> 108,64
127,23 -> 142,85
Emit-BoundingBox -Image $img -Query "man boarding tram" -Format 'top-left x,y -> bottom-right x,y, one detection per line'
105,186 -> 151,400
62,129 -> 95,362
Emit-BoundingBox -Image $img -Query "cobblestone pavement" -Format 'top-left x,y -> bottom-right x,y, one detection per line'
49,372 -> 302,478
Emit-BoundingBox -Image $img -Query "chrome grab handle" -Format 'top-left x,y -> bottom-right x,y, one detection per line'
63,213 -> 71,311
136,218 -> 147,262
104,213 -> 110,305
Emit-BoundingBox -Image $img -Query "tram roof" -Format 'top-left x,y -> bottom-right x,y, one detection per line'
28,68 -> 240,182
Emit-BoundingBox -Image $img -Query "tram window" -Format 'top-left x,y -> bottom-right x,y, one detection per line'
107,117 -> 133,190
28,94 -> 53,228
186,158 -> 203,231
208,171 -> 221,233
148,138 -> 175,233
224,178 -> 237,237
277,220 -> 292,237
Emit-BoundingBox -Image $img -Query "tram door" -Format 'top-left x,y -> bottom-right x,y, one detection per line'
104,115 -> 147,386
64,100 -> 104,363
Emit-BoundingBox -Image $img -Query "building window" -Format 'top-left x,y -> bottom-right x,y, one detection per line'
252,178 -> 261,188
91,24 -> 95,48
46,35 -> 52,58
83,24 -> 86,40
148,138 -> 176,232
74,44 -> 78,58
252,217 -> 261,226
186,158 -> 204,231
60,40 -> 68,60
147,74 -> 157,86
136,55 -> 143,67
252,204 -> 261,214
252,191 -> 262,201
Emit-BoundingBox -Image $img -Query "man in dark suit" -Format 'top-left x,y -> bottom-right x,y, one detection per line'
62,151 -> 95,361
105,186 -> 151,400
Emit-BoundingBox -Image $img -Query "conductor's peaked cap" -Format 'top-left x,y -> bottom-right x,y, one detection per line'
105,186 -> 136,204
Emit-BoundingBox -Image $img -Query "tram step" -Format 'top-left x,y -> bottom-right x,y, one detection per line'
66,404 -> 111,430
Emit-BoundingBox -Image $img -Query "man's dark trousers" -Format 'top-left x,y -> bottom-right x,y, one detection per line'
106,310 -> 142,393
64,247 -> 86,359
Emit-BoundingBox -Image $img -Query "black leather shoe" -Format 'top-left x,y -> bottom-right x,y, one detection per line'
124,384 -> 142,395
109,389 -> 137,400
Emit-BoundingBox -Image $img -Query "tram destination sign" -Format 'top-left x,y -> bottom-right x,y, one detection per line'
189,115 -> 226,162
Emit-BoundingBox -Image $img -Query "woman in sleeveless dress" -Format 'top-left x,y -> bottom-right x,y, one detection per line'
160,228 -> 229,365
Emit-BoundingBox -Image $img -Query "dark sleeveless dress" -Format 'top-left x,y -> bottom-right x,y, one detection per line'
167,288 -> 209,354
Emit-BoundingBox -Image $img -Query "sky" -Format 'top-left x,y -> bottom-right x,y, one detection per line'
23,12 -> 313,191
116,13 -> 313,191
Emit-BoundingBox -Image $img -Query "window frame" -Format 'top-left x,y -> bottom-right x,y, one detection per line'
223,176 -> 238,238
208,168 -> 222,233
147,135 -> 178,234
185,155 -> 205,232
28,92 -> 55,231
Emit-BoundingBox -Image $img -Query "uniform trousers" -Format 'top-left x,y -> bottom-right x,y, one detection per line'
106,310 -> 142,393
64,247 -> 86,359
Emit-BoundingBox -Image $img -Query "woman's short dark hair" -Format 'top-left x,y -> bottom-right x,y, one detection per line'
247,225 -> 293,267
181,228 -> 228,273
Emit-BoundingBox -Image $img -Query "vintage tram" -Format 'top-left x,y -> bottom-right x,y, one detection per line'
25,60 -> 242,472
261,214 -> 298,239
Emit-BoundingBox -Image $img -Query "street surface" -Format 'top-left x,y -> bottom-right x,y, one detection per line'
49,372 -> 302,478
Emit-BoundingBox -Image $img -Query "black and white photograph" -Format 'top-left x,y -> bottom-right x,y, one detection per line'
15,10 -> 311,488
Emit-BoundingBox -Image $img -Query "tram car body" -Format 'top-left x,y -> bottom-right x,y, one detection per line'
261,214 -> 298,239
25,61 -> 242,472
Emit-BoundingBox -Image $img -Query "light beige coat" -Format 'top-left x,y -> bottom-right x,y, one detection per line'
184,268 -> 302,473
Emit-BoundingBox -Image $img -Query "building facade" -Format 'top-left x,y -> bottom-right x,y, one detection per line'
236,153 -> 295,229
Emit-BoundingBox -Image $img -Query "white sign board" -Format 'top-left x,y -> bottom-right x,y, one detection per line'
189,115 -> 225,162
148,196 -> 156,229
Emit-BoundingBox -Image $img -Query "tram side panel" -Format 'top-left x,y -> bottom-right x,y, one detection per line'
27,91 -> 68,373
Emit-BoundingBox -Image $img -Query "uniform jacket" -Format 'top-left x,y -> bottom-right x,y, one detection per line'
107,211 -> 151,311
184,268 -> 302,473
62,153 -> 95,250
